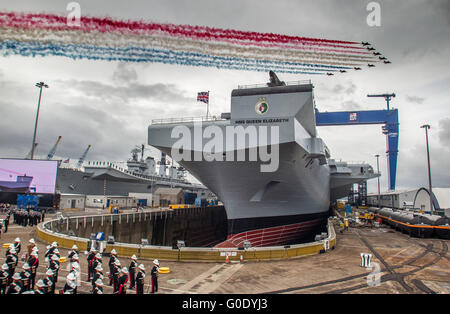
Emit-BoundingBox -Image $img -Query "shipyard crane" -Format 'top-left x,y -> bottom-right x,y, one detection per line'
76,145 -> 91,168
46,136 -> 62,160
315,95 -> 399,191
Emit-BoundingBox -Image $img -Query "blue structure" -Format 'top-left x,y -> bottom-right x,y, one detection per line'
315,108 -> 399,190
17,194 -> 40,211
184,192 -> 197,205
345,203 -> 352,216
195,197 -> 208,208
95,232 -> 105,241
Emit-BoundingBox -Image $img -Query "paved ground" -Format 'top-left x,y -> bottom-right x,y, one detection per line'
0,211 -> 448,294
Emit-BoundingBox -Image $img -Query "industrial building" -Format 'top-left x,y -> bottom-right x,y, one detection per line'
153,187 -> 185,207
58,187 -> 193,211
367,187 -> 450,216
59,193 -> 138,210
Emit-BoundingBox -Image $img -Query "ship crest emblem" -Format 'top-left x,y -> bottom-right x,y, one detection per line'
255,97 -> 269,115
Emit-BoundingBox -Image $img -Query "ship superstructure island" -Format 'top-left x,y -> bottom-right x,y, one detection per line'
146,72 -> 379,248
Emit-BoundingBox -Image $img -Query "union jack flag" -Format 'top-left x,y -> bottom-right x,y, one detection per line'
197,91 -> 209,104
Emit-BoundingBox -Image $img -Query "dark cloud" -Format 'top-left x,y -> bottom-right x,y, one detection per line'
0,65 -> 206,163
112,62 -> 138,84
56,79 -> 191,104
434,0 -> 450,24
406,95 -> 425,104
398,143 -> 450,188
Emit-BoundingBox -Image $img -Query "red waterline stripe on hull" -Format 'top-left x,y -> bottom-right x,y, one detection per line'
215,219 -> 324,248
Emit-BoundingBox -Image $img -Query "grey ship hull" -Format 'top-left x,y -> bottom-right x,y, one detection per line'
155,142 -> 331,247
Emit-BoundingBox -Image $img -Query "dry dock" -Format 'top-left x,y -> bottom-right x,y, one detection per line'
1,211 -> 448,294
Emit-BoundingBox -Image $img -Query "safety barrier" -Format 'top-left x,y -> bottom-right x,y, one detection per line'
36,215 -> 336,262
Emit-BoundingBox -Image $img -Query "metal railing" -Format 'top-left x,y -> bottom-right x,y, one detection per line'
151,115 -> 226,125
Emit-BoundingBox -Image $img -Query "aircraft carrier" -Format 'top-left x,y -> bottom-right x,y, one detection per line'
148,72 -> 379,248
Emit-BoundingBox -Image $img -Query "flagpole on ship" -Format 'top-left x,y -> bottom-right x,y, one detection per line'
206,90 -> 210,120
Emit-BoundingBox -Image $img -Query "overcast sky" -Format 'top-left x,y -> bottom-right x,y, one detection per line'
0,0 -> 449,193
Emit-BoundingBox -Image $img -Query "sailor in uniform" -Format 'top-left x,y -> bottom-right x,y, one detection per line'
135,264 -> 146,294
27,250 -> 39,289
6,273 -> 22,294
42,269 -> 53,294
20,263 -> 32,292
128,254 -> 138,289
150,259 -> 160,293
0,264 -> 9,294
108,249 -> 118,286
92,264 -> 104,292
116,267 -> 129,294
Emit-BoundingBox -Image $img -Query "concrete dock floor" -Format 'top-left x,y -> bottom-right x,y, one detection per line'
0,213 -> 448,294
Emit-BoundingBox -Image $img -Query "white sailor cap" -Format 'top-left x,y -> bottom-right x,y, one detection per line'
12,273 -> 21,280
95,253 -> 102,259
90,247 -> 97,252
51,241 -> 58,247
29,239 -> 35,244
110,249 -> 117,255
138,264 -> 145,271
72,244 -> 78,250
131,254 -> 137,260
121,267 -> 128,274
2,264 -> 8,270
32,246 -> 39,252
153,259 -> 159,266
14,237 -> 20,242
23,263 -> 30,270
114,259 -> 121,266
36,279 -> 46,288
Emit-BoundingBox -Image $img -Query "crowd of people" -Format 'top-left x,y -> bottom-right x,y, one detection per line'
0,238 -> 161,294
0,203 -> 11,213
0,204 -> 46,235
